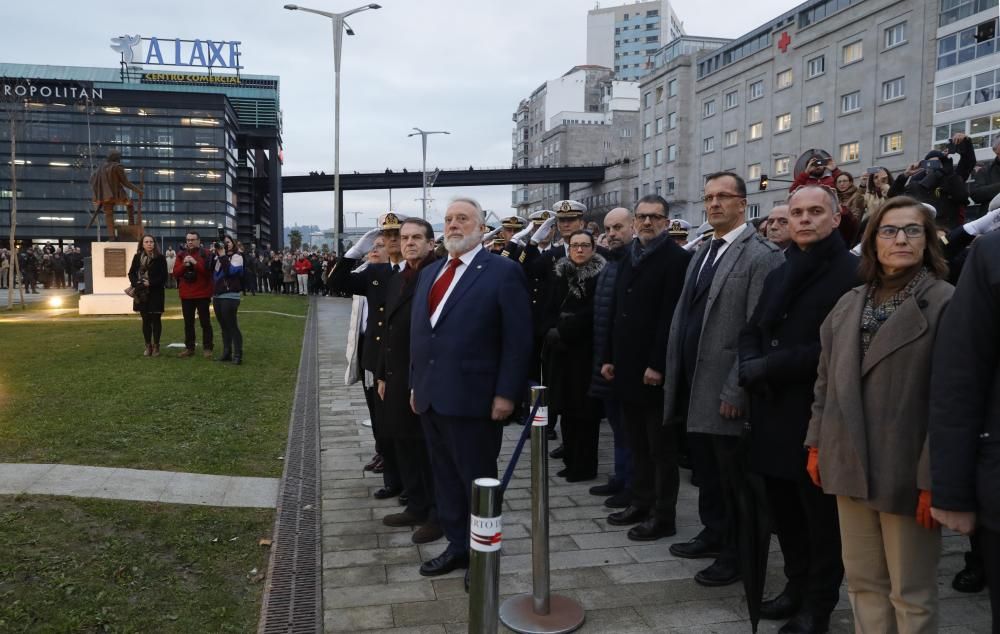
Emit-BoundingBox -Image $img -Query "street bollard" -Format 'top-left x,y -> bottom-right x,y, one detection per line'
468,477 -> 503,634
499,386 -> 586,634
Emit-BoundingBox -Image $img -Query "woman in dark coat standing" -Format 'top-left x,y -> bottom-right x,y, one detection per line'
127,234 -> 167,357
540,230 -> 606,482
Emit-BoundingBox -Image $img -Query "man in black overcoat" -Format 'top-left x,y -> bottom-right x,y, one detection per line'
739,185 -> 858,634
375,218 -> 441,545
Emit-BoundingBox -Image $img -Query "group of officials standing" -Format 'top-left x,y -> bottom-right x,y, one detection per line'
331,173 -> 1000,634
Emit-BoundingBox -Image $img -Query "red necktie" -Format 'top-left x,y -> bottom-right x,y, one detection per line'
428,258 -> 461,316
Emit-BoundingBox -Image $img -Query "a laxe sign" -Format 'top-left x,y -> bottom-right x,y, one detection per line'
110,35 -> 243,69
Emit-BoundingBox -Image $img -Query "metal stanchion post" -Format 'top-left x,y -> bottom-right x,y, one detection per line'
469,477 -> 503,634
500,386 -> 585,634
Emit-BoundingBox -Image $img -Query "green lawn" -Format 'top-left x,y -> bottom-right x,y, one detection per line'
0,496 -> 273,633
0,294 -> 309,476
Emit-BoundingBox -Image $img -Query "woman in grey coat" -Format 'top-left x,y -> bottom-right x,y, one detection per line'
805,196 -> 953,633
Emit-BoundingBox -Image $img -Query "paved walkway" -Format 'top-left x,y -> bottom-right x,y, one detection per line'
315,296 -> 991,633
0,463 -> 278,508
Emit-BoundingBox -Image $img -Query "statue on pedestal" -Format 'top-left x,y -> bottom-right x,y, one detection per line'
89,150 -> 143,240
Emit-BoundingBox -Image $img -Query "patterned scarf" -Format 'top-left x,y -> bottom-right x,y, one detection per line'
860,267 -> 928,356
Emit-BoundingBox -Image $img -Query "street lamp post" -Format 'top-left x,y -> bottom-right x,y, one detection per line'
407,127 -> 449,219
284,2 -> 381,255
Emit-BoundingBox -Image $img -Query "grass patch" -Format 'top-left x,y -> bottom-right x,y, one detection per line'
0,496 -> 273,633
0,294 -> 309,476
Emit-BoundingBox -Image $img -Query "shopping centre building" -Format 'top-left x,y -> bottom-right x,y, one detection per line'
0,46 -> 282,253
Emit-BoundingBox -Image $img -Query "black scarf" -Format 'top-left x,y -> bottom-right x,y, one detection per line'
629,231 -> 671,268
758,230 -> 846,329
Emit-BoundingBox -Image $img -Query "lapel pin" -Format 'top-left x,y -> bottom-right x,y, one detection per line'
476,265 -> 483,270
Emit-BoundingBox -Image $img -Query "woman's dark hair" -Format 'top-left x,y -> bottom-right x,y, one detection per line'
858,196 -> 948,283
836,171 -> 854,185
137,234 -> 162,257
871,167 -> 893,197
568,229 -> 595,247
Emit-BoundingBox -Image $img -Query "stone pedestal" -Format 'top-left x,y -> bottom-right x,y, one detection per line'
79,241 -> 137,315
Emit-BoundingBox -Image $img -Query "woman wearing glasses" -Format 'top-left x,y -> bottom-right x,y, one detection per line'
805,196 -> 952,633
540,229 -> 606,482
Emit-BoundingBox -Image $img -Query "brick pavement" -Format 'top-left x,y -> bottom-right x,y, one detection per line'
316,297 -> 992,633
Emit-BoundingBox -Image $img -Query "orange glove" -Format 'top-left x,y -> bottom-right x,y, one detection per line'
806,447 -> 821,488
916,490 -> 939,530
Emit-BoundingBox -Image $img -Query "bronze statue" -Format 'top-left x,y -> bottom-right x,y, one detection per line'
89,150 -> 143,239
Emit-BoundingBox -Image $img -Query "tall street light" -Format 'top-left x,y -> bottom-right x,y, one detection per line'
284,2 -> 381,255
408,127 -> 449,219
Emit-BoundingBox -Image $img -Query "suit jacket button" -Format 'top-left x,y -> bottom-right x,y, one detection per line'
431,334 -> 436,339
770,339 -> 779,347
378,321 -> 383,326
379,307 -> 384,312
429,359 -> 435,365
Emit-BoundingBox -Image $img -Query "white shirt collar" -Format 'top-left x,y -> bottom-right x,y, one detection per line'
714,222 -> 748,245
389,258 -> 407,271
450,243 -> 482,266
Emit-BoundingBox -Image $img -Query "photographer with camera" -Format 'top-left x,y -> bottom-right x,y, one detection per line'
791,154 -> 842,193
172,231 -> 215,358
211,234 -> 245,365
902,132 -> 976,230
127,234 -> 167,357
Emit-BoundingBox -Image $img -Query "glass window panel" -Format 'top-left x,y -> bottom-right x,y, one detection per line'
970,116 -> 990,134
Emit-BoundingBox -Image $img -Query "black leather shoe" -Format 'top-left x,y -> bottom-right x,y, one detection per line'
589,479 -> 623,496
759,589 -> 803,620
604,490 -> 631,509
419,550 -> 469,577
556,468 -> 569,477
669,534 -> 721,560
606,505 -> 648,526
694,559 -> 740,587
373,487 -> 402,500
627,517 -> 676,541
778,611 -> 829,634
953,552 -> 987,593
549,445 -> 564,459
565,472 -> 597,483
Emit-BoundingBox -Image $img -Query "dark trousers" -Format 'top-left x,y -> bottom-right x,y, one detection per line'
140,312 -> 162,345
394,435 -> 435,521
360,377 -> 401,490
421,409 -> 503,555
181,297 -> 213,351
982,525 -> 1000,634
604,397 -> 633,488
764,473 -> 844,616
560,412 -> 601,478
212,297 -> 242,356
689,432 -> 742,564
622,399 -> 678,522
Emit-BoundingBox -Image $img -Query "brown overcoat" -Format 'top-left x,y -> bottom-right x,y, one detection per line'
805,274 -> 953,516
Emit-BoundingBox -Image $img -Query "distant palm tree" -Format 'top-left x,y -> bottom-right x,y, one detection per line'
289,229 -> 303,251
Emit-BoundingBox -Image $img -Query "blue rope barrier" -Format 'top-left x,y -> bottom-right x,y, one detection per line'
500,401 -> 541,493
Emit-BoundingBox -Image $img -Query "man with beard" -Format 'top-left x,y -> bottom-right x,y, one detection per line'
601,196 -> 691,540
738,186 -> 857,633
410,197 -> 531,579
375,218 -> 442,545
587,207 -> 636,506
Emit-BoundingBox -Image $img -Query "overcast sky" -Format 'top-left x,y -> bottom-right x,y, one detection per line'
5,0 -> 793,229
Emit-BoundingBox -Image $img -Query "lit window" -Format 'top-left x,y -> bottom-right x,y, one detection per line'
776,113 -> 792,132
806,103 -> 823,124
724,129 -> 739,147
841,91 -> 861,113
776,69 -> 793,89
880,131 -> 904,154
749,121 -> 763,140
840,141 -> 861,163
842,40 -> 863,65
806,56 -> 825,78
775,157 -> 791,174
882,77 -> 905,101
748,163 -> 762,180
